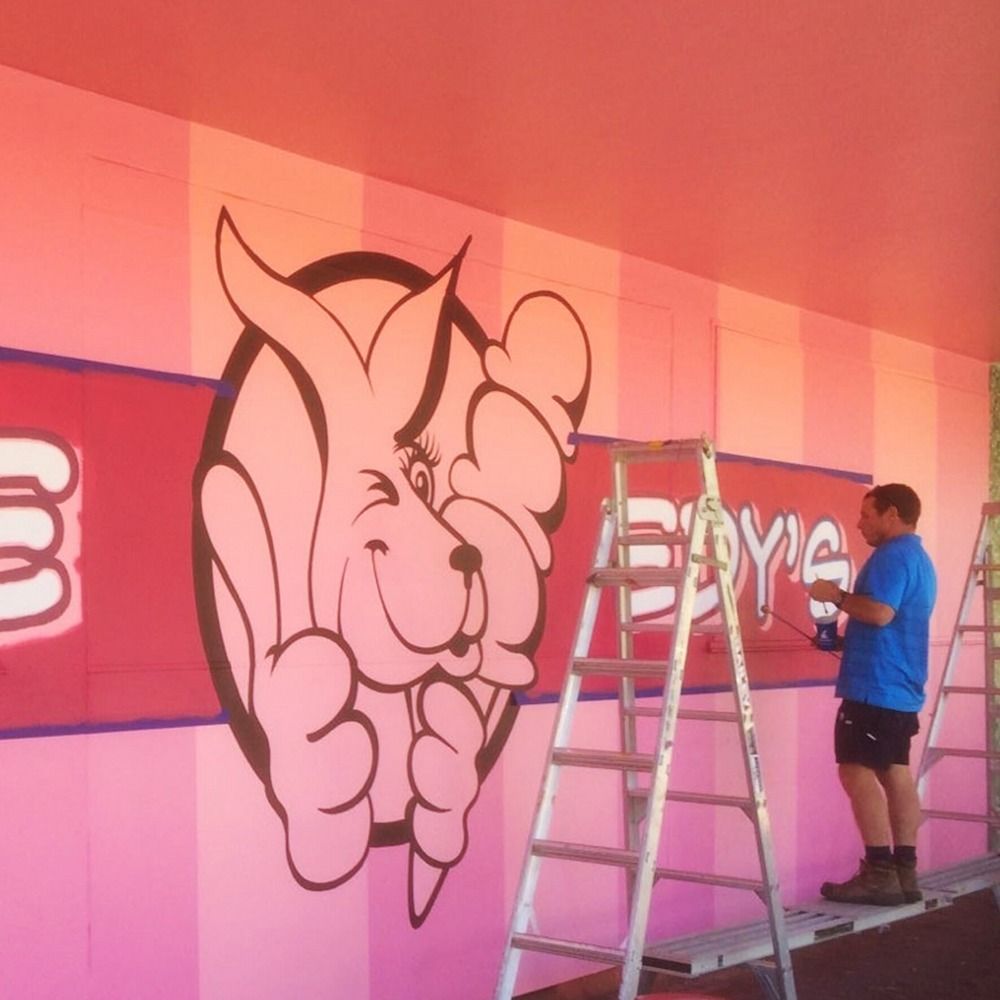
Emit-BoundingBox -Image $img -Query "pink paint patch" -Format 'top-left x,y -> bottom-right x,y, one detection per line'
368,773 -> 508,1000
617,253 -> 719,441
0,734 -> 90,997
87,727 -> 199,999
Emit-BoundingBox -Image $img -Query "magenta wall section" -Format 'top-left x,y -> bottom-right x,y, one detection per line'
0,65 -> 991,999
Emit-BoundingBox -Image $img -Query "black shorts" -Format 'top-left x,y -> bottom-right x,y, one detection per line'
834,699 -> 920,770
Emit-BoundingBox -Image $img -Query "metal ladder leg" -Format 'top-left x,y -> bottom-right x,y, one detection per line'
617,502 -> 709,1000
493,506 -> 617,1000
711,508 -> 796,1000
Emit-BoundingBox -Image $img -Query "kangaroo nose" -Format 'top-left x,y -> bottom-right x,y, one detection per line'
449,543 -> 482,583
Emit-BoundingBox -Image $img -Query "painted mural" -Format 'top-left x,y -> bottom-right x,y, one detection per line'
0,65 -> 989,1000
193,210 -> 592,925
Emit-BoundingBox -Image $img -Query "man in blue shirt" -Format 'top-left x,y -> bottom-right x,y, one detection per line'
808,483 -> 936,906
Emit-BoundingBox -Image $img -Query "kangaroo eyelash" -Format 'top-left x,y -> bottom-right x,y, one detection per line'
396,432 -> 440,470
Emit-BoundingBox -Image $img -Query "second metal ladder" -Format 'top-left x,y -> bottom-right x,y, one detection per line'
493,437 -> 796,1000
917,500 -> 1000,866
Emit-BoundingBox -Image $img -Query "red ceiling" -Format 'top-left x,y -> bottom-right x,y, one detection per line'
3,1 -> 999,359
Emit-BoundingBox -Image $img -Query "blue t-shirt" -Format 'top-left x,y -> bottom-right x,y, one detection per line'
837,533 -> 936,712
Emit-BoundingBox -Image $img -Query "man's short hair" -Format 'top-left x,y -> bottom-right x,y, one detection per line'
865,483 -> 921,525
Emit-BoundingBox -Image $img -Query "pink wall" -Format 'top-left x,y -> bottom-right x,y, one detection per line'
0,65 -> 991,999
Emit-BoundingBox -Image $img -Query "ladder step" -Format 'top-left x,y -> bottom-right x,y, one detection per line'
943,685 -> 1000,696
922,809 -> 1000,827
589,567 -> 686,587
928,746 -> 1000,761
692,553 -> 728,569
656,867 -> 765,893
692,622 -> 725,634
620,621 -> 725,634
619,530 -> 689,546
677,708 -> 740,722
533,839 -> 637,867
972,563 -> 1000,572
622,705 -> 664,718
618,707 -> 740,722
552,748 -> 655,771
621,621 -> 673,633
958,624 -> 1000,634
629,788 -> 754,810
510,932 -> 625,966
611,438 -> 707,463
531,841 -> 763,892
574,657 -> 667,680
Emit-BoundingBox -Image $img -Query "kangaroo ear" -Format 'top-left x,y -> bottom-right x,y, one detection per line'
366,241 -> 468,439
215,209 -> 366,402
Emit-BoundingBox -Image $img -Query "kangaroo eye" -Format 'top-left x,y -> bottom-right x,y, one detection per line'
397,434 -> 439,508
403,454 -> 435,506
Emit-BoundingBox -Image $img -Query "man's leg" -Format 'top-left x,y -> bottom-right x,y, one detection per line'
877,764 -> 922,901
839,763 -> 892,844
875,764 -> 921,845
820,762 -> 904,904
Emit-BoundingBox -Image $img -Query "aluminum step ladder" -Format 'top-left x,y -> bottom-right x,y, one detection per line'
493,436 -> 796,1000
916,500 -> 1000,894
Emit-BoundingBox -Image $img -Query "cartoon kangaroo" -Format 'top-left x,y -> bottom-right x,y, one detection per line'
194,209 -> 590,926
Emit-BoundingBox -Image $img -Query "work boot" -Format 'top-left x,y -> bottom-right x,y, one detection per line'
820,858 -> 905,906
895,859 -> 922,903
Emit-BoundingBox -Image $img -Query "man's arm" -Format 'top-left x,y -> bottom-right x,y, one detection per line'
809,578 -> 895,627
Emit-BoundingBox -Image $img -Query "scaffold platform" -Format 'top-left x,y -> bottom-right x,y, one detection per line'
641,852 -> 1000,978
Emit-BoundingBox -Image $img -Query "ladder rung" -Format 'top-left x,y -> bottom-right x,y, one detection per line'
958,625 -> 1000,634
552,748 -> 655,771
943,685 -> 1000,696
589,567 -> 686,587
656,867 -> 764,893
922,809 -> 1000,827
677,708 -> 740,722
619,531 -> 689,546
531,841 -> 763,892
533,839 -> 636,867
622,705 -> 664,718
692,553 -> 727,569
510,932 -> 625,966
972,563 -> 1000,572
611,438 -> 707,463
621,621 -> 673,633
620,621 -> 725,634
629,788 -> 754,810
927,746 -> 1000,761
619,707 -> 740,722
573,657 -> 667,680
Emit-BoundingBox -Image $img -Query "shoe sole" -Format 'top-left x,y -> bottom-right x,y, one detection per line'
820,885 -> 906,906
